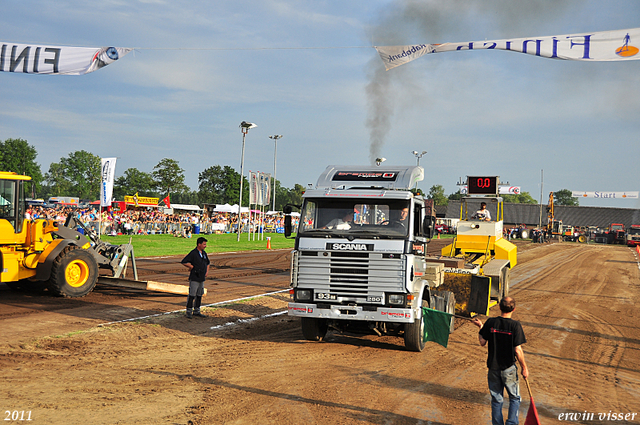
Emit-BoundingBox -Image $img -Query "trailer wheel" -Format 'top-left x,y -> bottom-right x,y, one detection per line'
500,267 -> 510,299
443,291 -> 456,334
301,317 -> 328,341
404,313 -> 426,352
48,246 -> 98,298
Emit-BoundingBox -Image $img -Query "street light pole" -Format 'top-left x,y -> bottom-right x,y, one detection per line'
238,121 -> 257,242
269,135 -> 282,212
412,150 -> 427,166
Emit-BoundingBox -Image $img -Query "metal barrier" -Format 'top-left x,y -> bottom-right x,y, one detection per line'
77,219 -> 295,236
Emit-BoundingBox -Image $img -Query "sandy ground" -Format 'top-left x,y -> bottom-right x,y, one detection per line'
1,241 -> 639,424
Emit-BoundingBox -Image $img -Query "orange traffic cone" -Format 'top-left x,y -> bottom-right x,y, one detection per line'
437,233 -> 440,239
267,237 -> 271,249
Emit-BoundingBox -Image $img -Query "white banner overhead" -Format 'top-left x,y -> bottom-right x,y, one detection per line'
0,43 -> 132,75
100,158 -> 117,207
572,191 -> 639,199
375,27 -> 640,70
461,186 -> 521,195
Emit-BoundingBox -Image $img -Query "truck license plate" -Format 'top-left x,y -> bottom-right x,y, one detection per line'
316,293 -> 336,300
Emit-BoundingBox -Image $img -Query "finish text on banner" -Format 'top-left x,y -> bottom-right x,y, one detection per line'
376,27 -> 640,70
0,43 -> 132,75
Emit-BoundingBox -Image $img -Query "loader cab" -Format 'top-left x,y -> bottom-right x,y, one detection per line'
0,172 -> 29,234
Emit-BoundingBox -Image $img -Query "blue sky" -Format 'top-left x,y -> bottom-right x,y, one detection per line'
1,0 -> 639,208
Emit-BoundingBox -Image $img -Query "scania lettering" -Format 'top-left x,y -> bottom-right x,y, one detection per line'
330,243 -> 370,251
284,165 -> 459,352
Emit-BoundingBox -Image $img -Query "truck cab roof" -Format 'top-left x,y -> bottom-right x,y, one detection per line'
314,165 -> 424,191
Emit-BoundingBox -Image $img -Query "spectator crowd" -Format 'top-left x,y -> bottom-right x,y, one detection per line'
25,205 -> 298,237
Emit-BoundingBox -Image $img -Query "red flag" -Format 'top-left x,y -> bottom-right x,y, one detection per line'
524,378 -> 541,425
162,195 -> 170,208
524,397 -> 541,425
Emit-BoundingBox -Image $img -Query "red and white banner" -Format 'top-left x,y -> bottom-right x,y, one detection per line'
249,171 -> 272,206
0,43 -> 132,75
461,186 -> 520,195
375,27 -> 640,70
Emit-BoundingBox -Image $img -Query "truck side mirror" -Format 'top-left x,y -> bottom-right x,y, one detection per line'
283,205 -> 293,238
423,215 -> 435,239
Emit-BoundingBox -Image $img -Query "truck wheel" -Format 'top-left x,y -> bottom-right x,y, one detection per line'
301,317 -> 328,341
500,267 -> 510,298
404,314 -> 426,352
48,246 -> 98,298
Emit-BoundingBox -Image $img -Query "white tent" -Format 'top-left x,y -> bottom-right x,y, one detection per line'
170,203 -> 202,212
214,203 -> 235,213
214,204 -> 249,214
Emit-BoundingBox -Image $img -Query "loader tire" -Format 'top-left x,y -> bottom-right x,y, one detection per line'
48,246 -> 98,298
301,317 -> 328,341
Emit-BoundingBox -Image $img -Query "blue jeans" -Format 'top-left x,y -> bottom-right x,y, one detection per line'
488,365 -> 521,425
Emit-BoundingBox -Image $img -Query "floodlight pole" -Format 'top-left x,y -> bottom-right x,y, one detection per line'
412,150 -> 427,166
238,122 -> 256,241
412,150 -> 427,188
269,135 -> 282,212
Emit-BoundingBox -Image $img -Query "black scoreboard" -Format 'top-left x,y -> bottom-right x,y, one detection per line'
467,176 -> 499,196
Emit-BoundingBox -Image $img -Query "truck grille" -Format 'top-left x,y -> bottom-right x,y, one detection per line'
296,250 -> 405,300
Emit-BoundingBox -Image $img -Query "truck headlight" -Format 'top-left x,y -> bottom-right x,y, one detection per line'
388,294 -> 405,306
296,289 -> 312,301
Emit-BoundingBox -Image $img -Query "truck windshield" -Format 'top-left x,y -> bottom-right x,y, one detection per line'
628,227 -> 640,235
299,198 -> 410,238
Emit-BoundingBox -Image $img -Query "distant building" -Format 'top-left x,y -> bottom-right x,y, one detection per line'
440,200 -> 640,229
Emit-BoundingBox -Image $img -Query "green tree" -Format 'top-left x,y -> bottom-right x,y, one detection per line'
152,158 -> 190,196
502,191 -> 538,204
114,168 -> 157,200
171,190 -> 200,205
198,165 -> 246,205
45,150 -> 100,200
0,138 -> 43,197
279,184 -> 306,208
427,185 -> 448,206
448,190 -> 463,201
554,189 -> 579,206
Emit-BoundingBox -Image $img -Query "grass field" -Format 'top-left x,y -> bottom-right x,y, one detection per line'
102,233 -> 295,257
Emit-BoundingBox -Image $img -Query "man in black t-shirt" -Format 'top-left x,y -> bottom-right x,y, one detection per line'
181,237 -> 210,318
472,297 -> 529,425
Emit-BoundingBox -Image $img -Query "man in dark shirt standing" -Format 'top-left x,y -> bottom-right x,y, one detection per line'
181,237 -> 210,318
472,297 -> 529,425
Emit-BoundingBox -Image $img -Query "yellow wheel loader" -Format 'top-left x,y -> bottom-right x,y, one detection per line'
0,172 -> 100,297
3,171 -> 205,299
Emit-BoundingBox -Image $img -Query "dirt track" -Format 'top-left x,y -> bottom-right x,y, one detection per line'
1,241 -> 639,424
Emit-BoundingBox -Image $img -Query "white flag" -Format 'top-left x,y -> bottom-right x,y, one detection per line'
0,43 -> 132,75
376,27 -> 640,70
100,158 -> 117,207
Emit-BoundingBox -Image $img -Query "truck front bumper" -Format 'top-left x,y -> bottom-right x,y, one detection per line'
288,302 -> 415,323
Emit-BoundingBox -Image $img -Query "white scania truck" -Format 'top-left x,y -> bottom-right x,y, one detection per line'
284,165 -> 455,352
